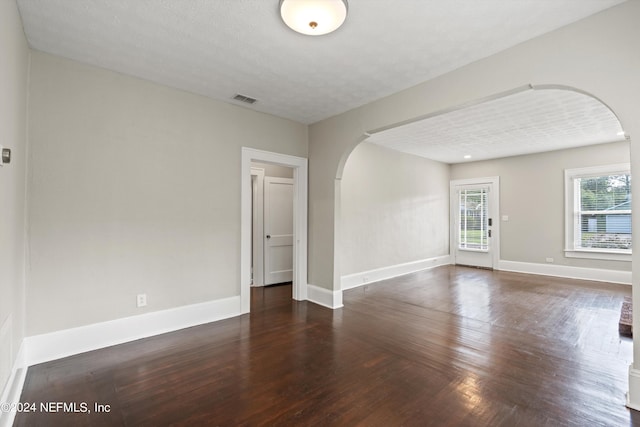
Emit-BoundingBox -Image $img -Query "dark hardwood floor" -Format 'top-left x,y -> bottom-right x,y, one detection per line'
15,266 -> 639,426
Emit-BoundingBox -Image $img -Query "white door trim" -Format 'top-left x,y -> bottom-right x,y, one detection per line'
251,167 -> 265,287
241,148 -> 308,313
450,176 -> 500,269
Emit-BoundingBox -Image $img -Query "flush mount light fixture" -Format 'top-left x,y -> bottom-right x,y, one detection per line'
463,155 -> 472,159
279,0 -> 348,36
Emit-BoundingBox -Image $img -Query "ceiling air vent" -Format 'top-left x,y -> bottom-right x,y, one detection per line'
232,94 -> 257,104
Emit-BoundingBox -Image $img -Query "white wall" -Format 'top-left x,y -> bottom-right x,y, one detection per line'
0,0 -> 29,395
26,52 -> 307,336
451,141 -> 631,271
340,143 -> 449,275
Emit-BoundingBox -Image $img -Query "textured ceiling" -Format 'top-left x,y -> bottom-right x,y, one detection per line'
366,88 -> 626,164
16,0 -> 625,125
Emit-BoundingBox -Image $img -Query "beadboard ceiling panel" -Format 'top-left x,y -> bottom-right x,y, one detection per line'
366,88 -> 626,164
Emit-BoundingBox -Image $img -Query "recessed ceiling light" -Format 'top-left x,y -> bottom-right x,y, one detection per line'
279,0 -> 348,36
463,155 -> 472,159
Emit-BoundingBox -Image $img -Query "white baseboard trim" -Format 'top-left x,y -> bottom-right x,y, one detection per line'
0,343 -> 26,427
307,284 -> 343,309
24,296 -> 242,367
497,260 -> 631,285
341,255 -> 452,291
627,364 -> 640,411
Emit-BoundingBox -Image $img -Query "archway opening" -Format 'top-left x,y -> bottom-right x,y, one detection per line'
336,85 -> 630,292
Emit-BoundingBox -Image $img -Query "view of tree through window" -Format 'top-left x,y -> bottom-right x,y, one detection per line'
577,173 -> 631,251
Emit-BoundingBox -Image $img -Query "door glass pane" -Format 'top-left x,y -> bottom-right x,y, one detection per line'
459,188 -> 488,251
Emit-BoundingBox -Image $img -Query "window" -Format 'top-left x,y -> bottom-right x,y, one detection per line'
458,187 -> 488,251
565,164 -> 631,261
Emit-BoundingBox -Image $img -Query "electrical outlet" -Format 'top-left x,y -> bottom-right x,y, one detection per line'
545,257 -> 554,263
136,294 -> 147,307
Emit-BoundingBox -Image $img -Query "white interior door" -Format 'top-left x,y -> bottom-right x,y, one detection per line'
264,177 -> 294,285
451,177 -> 500,269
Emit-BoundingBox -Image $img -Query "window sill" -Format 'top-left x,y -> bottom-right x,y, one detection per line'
564,249 -> 631,262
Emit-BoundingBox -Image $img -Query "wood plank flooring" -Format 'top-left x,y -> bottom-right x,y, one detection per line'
14,266 -> 639,426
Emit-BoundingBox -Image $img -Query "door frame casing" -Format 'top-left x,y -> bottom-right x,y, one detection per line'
250,167 -> 265,287
450,176 -> 501,269
241,147 -> 308,313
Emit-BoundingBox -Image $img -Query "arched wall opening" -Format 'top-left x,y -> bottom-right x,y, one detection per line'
334,84 -> 631,293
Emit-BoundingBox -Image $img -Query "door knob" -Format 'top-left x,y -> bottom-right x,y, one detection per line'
266,235 -> 271,239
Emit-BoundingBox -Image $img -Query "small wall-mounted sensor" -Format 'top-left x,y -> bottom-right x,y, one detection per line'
0,147 -> 10,165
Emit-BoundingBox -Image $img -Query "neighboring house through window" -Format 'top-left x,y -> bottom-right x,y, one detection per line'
564,163 -> 631,261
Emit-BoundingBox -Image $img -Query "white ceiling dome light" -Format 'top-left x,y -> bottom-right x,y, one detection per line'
279,0 -> 348,36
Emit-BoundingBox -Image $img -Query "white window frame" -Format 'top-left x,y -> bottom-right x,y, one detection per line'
564,163 -> 631,262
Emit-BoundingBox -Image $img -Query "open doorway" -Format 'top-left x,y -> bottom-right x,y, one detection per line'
251,162 -> 294,288
241,148 -> 308,314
